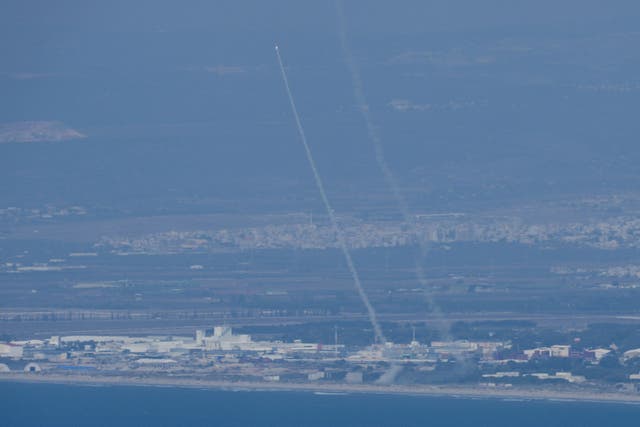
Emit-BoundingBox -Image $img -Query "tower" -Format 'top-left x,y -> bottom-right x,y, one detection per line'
410,325 -> 418,347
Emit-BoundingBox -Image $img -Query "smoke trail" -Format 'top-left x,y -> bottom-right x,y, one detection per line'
275,45 -> 387,345
375,363 -> 404,385
335,1 -> 450,339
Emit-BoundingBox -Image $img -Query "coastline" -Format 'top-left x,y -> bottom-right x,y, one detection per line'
1,373 -> 639,405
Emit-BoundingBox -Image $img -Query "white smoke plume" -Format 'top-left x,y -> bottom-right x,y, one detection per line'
275,45 -> 387,346
335,0 -> 451,340
375,363 -> 404,385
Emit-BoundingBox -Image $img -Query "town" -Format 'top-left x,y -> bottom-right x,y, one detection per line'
3,325 -> 640,391
96,212 -> 640,255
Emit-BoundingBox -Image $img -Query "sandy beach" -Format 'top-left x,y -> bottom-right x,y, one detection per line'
2,373 -> 639,405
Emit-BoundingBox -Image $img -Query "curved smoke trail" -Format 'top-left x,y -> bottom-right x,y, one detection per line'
275,45 -> 387,346
335,0 -> 450,339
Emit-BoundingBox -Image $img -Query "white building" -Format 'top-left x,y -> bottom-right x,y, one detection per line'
198,326 -> 253,351
623,348 -> 640,360
589,348 -> 611,361
482,371 -> 520,378
524,345 -> 571,359
0,343 -> 23,358
550,345 -> 571,358
529,372 -> 585,383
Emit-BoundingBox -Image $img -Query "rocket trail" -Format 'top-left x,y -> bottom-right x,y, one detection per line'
275,45 -> 387,345
335,0 -> 450,339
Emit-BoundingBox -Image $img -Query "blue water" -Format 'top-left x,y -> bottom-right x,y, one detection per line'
1,382 -> 639,426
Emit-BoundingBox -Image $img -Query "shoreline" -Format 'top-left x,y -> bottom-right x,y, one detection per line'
2,374 -> 640,405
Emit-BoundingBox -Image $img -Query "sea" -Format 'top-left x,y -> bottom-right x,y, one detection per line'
1,382 -> 639,426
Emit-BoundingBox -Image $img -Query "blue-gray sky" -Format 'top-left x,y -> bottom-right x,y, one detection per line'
2,1 -> 640,209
